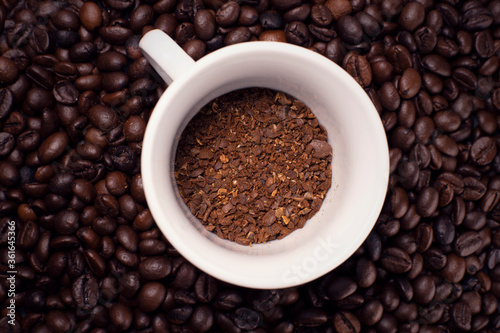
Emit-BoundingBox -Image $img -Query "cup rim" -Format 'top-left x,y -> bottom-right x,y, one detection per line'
141,41 -> 389,288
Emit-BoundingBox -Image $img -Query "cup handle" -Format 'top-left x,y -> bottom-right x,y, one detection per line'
139,30 -> 195,85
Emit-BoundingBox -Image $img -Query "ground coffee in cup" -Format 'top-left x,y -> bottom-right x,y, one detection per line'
174,88 -> 332,245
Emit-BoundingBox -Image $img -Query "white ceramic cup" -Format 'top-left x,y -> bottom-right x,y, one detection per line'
139,29 -> 389,289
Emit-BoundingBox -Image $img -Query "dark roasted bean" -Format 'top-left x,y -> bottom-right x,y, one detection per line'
455,231 -> 482,257
471,137 -> 497,165
398,2 -> 425,32
37,132 -> 69,164
336,15 -> 362,45
381,247 -> 412,273
0,57 -> 19,86
285,21 -> 311,47
414,26 -> 437,54
294,308 -> 326,327
343,51 -> 372,88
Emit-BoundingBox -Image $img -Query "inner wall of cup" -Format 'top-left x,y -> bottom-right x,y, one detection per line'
166,52 -> 363,256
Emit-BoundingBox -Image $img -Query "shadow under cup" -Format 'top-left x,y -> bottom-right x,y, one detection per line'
142,43 -> 388,288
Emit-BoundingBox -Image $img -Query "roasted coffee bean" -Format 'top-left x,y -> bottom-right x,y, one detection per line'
371,59 -> 393,86
414,27 -> 437,54
69,42 -> 97,63
37,132 -> 69,164
19,220 -> 39,249
389,186 -> 409,219
53,81 -> 78,105
398,68 -> 421,99
214,290 -> 243,311
470,137 -> 497,166
325,276 -> 357,301
98,26 -> 133,45
398,2 -> 425,32
54,209 -> 79,235
137,282 -> 166,312
415,223 -> 433,252
386,44 -> 413,74
434,37 -> 458,58
411,275 -> 435,305
25,65 -> 55,90
285,21 -> 311,47
0,88 -> 14,120
189,305 -> 214,332
75,74 -> 102,92
137,239 -> 164,256
409,143 -> 430,169
138,256 -> 171,280
0,57 -> 19,86
0,132 -> 15,157
193,9 -> 216,41
397,160 -> 419,190
336,15 -> 362,45
462,7 -> 492,31
101,72 -> 129,93
324,0 -> 351,20
450,302 -> 472,331
475,30 -> 494,58
422,54 -> 451,77
333,311 -> 361,333
309,5 -> 331,27
224,27 -> 251,45
441,253 -> 466,283
258,30 -> 286,42
416,187 -> 439,217
109,303 -> 133,330
452,67 -> 477,90
461,177 -> 487,200
433,110 -> 461,132
354,12 -> 380,38
381,247 -> 412,273
129,78 -> 157,96
115,245 -> 140,268
52,10 -> 80,31
433,134 -> 459,156
238,6 -> 259,26
390,126 -> 415,151
356,257 -> 377,288
45,310 -> 71,333
79,2 -> 102,32
455,231 -> 482,257
96,51 -> 128,73
193,273 -> 217,303
379,82 -> 400,111
215,1 -> 239,27
282,4 -> 308,23
259,10 -> 283,30
88,105 -> 118,132
343,51 -> 372,88
481,189 -> 500,212
4,111 -> 26,136
308,24 -> 336,42
293,308 -> 326,327
16,129 -> 41,152
324,38 -> 345,64
128,4 -> 154,33
175,22 -> 196,45
359,299 -> 383,326
71,273 -> 98,311
77,226 -> 101,250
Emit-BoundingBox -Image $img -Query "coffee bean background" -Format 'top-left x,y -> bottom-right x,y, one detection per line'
1,0 -> 500,332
